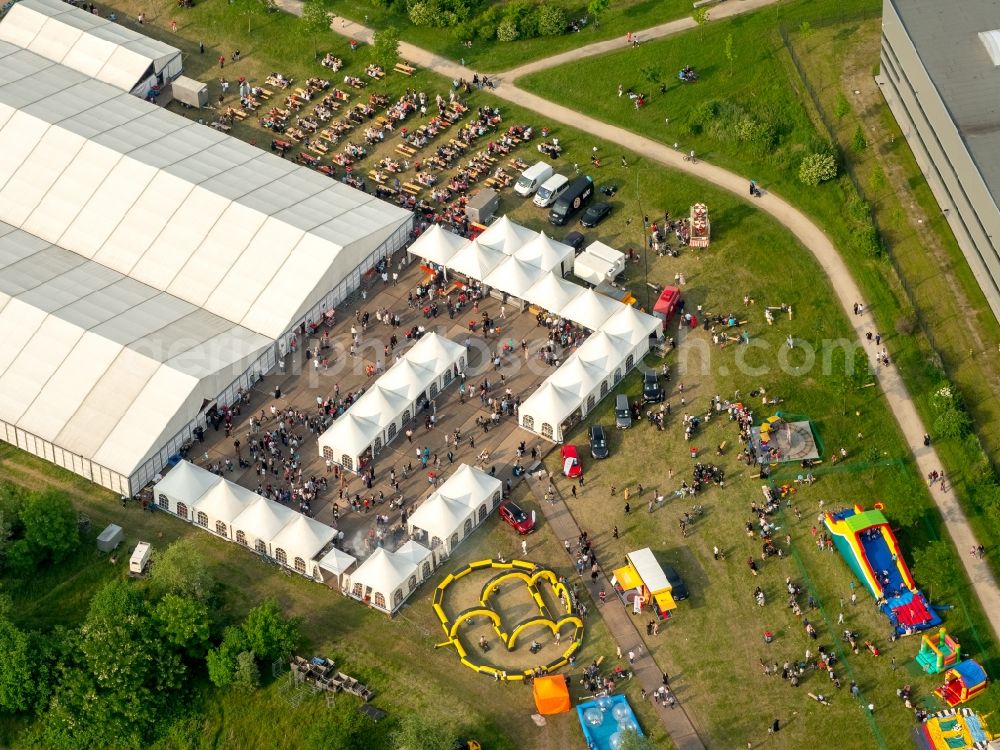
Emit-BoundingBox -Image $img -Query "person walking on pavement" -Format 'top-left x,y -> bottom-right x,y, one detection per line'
521,540 -> 528,556
628,649 -> 636,664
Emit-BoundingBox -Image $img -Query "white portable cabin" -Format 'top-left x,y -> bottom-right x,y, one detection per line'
129,541 -> 151,574
96,523 -> 123,552
171,75 -> 208,108
573,241 -> 625,286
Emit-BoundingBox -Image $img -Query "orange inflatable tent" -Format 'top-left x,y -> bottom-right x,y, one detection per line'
533,675 -> 571,715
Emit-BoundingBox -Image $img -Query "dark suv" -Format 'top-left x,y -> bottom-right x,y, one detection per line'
589,424 -> 609,459
642,371 -> 664,403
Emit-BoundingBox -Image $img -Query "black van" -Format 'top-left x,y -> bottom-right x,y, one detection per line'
549,175 -> 594,226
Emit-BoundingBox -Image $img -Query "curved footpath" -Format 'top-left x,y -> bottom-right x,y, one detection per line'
280,0 -> 1000,717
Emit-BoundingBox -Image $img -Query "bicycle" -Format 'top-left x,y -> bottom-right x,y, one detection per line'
683,151 -> 697,163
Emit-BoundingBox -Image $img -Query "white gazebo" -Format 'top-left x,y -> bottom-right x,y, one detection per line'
231,495 -> 297,556
483,256 -> 544,301
191,480 -> 258,540
559,288 -> 622,330
318,547 -> 357,592
268,514 -> 337,580
347,546 -> 420,614
407,492 -> 476,559
448,239 -> 506,281
408,223 -> 467,268
518,381 -> 585,442
153,460 -> 221,520
476,215 -> 538,255
514,233 -> 574,276
523,272 -> 584,313
395,540 -> 435,585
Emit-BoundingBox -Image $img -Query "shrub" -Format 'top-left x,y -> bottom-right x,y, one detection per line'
852,125 -> 867,152
536,6 -> 565,36
496,18 -> 518,41
834,94 -> 850,119
894,316 -> 916,336
851,220 -> 882,257
798,152 -> 838,186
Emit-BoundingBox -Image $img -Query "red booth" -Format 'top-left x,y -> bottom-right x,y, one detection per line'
653,286 -> 681,330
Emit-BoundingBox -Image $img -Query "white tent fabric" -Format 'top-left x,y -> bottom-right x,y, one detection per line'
0,42 -> 411,340
192,480 -> 258,538
483,256 -> 544,299
523,272 -> 584,313
600,305 -> 662,351
559,288 -> 622,330
408,223 -> 466,267
318,547 -> 356,591
441,463 -> 503,512
317,334 -> 465,471
0,0 -> 183,93
347,547 -> 419,613
447,239 -> 506,280
231,496 -> 297,555
407,493 -> 474,554
395,540 -> 434,583
514,233 -> 573,275
518,382 -> 584,443
269,514 -> 336,579
154,460 -> 221,518
477,216 -> 538,255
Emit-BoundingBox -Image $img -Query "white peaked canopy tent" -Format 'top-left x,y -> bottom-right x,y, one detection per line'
154,460 -> 221,518
549,356 -> 607,400
518,381 -> 584,443
407,493 -> 474,556
395,540 -> 434,584
576,330 -> 632,373
269,515 -> 336,580
348,546 -> 421,614
483,256 -> 544,300
231,495 -> 297,556
514,233 -> 574,276
192,480 -> 258,539
316,413 -> 381,473
0,0 -> 183,95
524,272 -> 584,313
476,215 -> 538,255
401,332 -> 466,381
318,547 -> 357,591
445,463 -> 504,513
448,238 -> 506,281
600,305 -> 662,354
408,223 -> 466,267
559,288 -> 622,330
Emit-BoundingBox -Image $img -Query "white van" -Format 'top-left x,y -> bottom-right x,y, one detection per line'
514,161 -> 555,197
533,173 -> 569,207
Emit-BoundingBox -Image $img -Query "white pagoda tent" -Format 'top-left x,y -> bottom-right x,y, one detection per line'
191,480 -> 258,540
559,288 -> 622,330
448,239 -> 506,281
348,546 -> 421,614
268,514 -> 336,580
318,547 -> 357,591
476,215 -> 537,255
231,495 -> 297,556
408,223 -> 466,267
154,460 -> 221,519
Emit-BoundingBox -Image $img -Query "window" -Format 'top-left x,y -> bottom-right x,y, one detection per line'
600,381 -> 609,397
478,504 -> 488,522
352,582 -> 364,597
541,423 -> 553,439
236,530 -> 247,546
323,446 -> 333,459
256,539 -> 267,554
613,368 -> 622,384
587,394 -> 596,410
157,493 -> 168,509
275,548 -> 287,565
464,518 -> 473,536
431,536 -> 442,549
408,575 -> 417,593
422,561 -> 432,580
522,415 -> 535,430
294,557 -> 306,574
176,502 -> 188,520
626,354 -> 635,370
374,592 -> 387,610
215,521 -> 227,537
197,511 -> 208,527
374,437 -> 383,454
429,382 -> 439,398
387,423 -> 397,440
341,455 -> 353,471
393,590 -> 404,608
449,532 -> 460,549
443,369 -> 453,384
402,409 -> 411,423
492,491 -> 501,509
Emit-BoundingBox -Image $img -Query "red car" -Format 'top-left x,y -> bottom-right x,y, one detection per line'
561,445 -> 583,478
499,500 -> 535,534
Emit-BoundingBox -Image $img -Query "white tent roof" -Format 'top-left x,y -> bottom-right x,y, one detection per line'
519,381 -> 582,429
400,331 -> 465,373
269,514 -> 336,562
448,238 -> 506,280
407,492 -> 472,542
318,546 -> 357,575
483,256 -> 544,298
0,0 -> 182,92
585,240 -> 626,265
349,385 -> 411,424
514,233 -> 573,273
0,223 -> 271,477
523,272 -> 584,312
408,223 -> 466,267
560,288 -> 621,330
576,330 -> 633,370
395,539 -> 433,568
231,495 -> 297,542
350,547 -> 416,596
549,355 -> 606,397
376,358 -> 436,400
439,464 -> 502,509
477,216 -> 538,255
600,305 -> 661,347
0,41 -> 411,340
319,413 -> 382,460
193,479 -> 258,525
154,460 -> 221,503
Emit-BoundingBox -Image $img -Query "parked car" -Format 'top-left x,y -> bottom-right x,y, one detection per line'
580,201 -> 612,228
499,500 -> 535,534
561,444 -> 583,477
588,424 -> 609,459
642,370 -> 664,403
563,231 -> 586,254
615,394 -> 632,429
663,564 -> 689,601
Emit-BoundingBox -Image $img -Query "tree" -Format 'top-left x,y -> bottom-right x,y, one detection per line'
724,33 -> 735,77
912,540 -> 960,600
692,7 -> 708,40
0,617 -> 36,712
537,5 -> 566,36
153,593 -> 211,657
234,0 -> 271,33
587,0 -> 610,26
620,729 -> 655,750
934,406 -> 972,439
496,18 -> 519,42
207,625 -> 250,688
233,650 -> 260,691
371,26 -> 400,70
834,93 -> 850,119
301,0 -> 330,58
20,489 -> 78,563
852,125 -> 868,152
149,539 -> 214,602
798,152 -> 838,186
241,599 -> 300,663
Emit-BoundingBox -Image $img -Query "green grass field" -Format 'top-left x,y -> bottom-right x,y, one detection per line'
2,0 -> 999,747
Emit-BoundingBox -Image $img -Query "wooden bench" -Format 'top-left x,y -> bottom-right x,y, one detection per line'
258,88 -> 273,98
395,143 -> 417,157
394,62 -> 416,76
402,182 -> 422,195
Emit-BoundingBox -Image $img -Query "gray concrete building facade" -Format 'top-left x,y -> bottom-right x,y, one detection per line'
877,0 -> 1000,323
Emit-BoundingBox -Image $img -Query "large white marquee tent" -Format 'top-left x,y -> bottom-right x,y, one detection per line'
0,25 -> 412,495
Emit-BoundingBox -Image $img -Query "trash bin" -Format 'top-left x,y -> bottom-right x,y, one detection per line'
274,387 -> 281,400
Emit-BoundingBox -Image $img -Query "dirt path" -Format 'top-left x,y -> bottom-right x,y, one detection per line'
278,0 -> 1000,696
